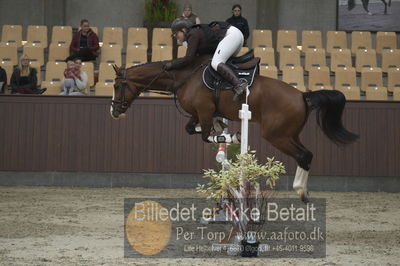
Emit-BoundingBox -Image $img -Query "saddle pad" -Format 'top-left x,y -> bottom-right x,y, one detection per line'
202,63 -> 258,91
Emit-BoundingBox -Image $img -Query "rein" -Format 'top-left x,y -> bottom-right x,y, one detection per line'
112,61 -> 207,117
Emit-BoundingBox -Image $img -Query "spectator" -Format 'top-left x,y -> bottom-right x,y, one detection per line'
0,66 -> 6,93
226,4 -> 249,46
10,55 -> 45,94
60,58 -> 87,96
67,19 -> 100,62
179,2 -> 200,25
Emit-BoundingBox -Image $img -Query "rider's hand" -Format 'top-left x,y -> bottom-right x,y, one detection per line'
163,62 -> 172,70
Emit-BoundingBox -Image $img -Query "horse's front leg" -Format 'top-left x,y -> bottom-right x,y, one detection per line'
185,116 -> 200,135
382,0 -> 388,13
197,105 -> 215,143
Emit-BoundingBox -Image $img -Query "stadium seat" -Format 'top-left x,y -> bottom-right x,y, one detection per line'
351,31 -> 372,53
98,62 -> 115,82
361,67 -> 383,92
96,62 -> 115,96
335,67 -> 358,90
337,86 -> 361,100
251,29 -> 273,49
308,66 -> 332,91
326,31 -> 347,54
151,45 -> 172,62
102,27 -> 123,47
279,48 -> 300,70
393,87 -> 400,101
26,25 -> 48,48
330,48 -> 352,72
282,66 -> 306,92
387,68 -> 400,93
304,48 -> 327,71
126,45 -> 147,67
45,61 -> 66,82
51,26 -> 72,46
259,65 -> 278,79
277,30 -> 298,52
376,31 -> 397,54
1,25 -> 22,47
152,28 -> 173,47
23,44 -> 45,67
365,86 -> 388,101
127,27 -> 148,47
95,82 -> 114,96
0,43 -> 18,66
41,81 -> 62,95
48,43 -> 69,62
301,30 -> 322,52
236,47 -> 249,57
177,45 -> 187,58
101,44 -> 122,65
355,49 -> 377,72
81,62 -> 94,88
381,49 -> 400,73
254,47 -> 275,67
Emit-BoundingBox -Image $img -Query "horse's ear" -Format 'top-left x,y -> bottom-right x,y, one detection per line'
112,64 -> 120,74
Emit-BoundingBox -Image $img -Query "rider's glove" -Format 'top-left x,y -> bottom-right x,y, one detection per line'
163,62 -> 173,70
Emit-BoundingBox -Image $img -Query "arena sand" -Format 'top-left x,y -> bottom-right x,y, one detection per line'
0,187 -> 399,265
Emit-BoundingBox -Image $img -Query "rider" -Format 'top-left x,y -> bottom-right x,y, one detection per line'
164,18 -> 247,100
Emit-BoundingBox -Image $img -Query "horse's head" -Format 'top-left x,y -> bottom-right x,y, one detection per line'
110,65 -> 140,119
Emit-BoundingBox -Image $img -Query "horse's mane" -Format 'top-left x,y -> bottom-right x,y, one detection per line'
126,61 -> 165,71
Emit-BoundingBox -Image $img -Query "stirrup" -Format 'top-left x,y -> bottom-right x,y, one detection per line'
232,82 -> 248,101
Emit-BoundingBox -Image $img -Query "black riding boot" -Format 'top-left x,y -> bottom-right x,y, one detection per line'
217,63 -> 248,101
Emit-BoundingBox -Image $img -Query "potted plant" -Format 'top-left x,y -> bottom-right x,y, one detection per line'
197,152 -> 286,257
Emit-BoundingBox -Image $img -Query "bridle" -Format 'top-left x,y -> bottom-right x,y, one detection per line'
111,66 -> 175,114
111,68 -> 136,114
111,62 -> 206,116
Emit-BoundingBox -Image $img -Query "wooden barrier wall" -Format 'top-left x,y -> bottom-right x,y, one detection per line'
0,95 -> 399,177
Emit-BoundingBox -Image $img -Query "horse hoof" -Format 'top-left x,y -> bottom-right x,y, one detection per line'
301,194 -> 309,204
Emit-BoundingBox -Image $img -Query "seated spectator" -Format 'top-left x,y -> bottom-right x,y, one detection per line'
179,2 -> 200,25
60,58 -> 87,96
11,55 -> 46,94
226,4 -> 249,46
0,66 -> 6,93
66,19 -> 99,62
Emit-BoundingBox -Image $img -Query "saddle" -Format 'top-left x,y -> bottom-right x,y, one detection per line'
202,49 -> 260,91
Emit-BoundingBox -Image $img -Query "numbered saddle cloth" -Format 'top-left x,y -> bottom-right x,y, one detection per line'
202,49 -> 260,91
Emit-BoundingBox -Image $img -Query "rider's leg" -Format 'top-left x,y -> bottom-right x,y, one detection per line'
211,26 -> 247,101
361,0 -> 372,14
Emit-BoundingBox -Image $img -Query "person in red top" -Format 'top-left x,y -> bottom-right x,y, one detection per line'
64,60 -> 81,80
67,19 -> 100,62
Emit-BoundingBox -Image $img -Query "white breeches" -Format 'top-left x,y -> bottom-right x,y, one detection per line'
211,26 -> 244,71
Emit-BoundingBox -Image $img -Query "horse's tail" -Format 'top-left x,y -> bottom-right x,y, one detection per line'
303,90 -> 359,145
348,0 -> 356,10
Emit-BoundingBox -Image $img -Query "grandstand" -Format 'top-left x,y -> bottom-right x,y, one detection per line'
1,24 -> 399,100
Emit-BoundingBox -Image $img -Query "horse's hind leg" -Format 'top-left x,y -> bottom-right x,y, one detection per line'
268,136 -> 313,203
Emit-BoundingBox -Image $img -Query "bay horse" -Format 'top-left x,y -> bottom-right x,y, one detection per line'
348,0 -> 392,14
110,54 -> 358,202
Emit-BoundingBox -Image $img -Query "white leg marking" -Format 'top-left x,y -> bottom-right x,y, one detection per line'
293,166 -> 309,197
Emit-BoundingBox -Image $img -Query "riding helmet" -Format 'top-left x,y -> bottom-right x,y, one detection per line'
171,18 -> 193,34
